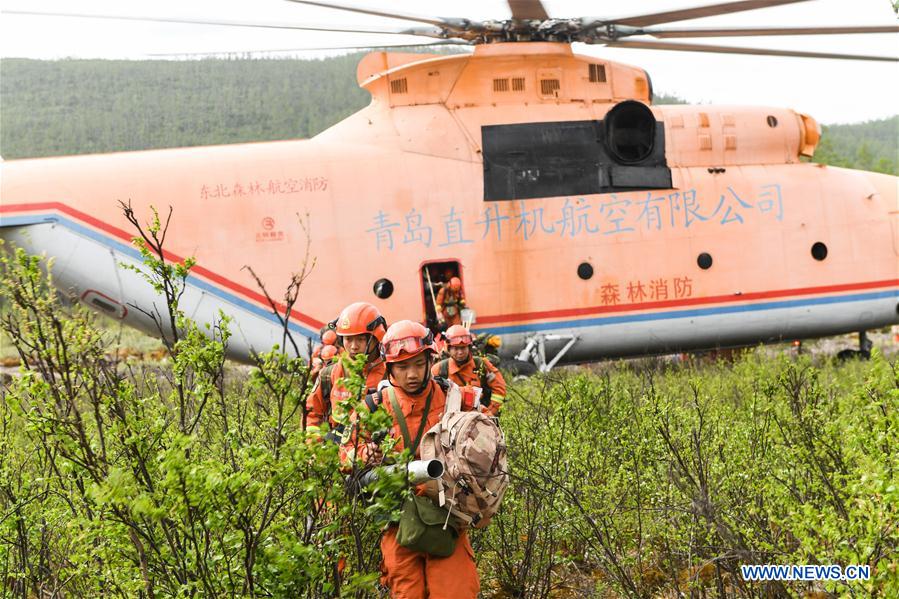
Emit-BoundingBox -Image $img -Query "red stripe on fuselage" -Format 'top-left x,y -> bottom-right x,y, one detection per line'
476,279 -> 899,325
4,202 -> 897,329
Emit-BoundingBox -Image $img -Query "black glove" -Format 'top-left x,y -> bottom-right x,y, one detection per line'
363,391 -> 381,413
345,469 -> 368,497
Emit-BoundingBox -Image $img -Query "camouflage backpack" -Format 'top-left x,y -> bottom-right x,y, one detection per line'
419,382 -> 509,529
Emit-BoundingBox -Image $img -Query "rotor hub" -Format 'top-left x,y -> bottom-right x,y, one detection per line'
447,18 -> 607,44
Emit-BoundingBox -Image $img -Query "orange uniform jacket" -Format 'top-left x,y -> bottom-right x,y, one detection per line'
434,286 -> 465,327
381,378 -> 446,458
305,358 -> 387,434
432,356 -> 506,416
341,378 -> 480,598
340,376 -> 450,462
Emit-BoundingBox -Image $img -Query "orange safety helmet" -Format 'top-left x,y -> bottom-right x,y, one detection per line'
448,277 -> 462,291
381,320 -> 437,363
331,302 -> 387,342
444,324 -> 473,347
322,329 -> 338,346
321,345 -> 339,362
312,344 -> 323,359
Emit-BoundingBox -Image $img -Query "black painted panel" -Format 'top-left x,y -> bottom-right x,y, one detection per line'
482,118 -> 672,201
610,165 -> 672,189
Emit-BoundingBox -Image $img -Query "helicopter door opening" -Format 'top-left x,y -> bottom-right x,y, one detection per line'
421,261 -> 462,333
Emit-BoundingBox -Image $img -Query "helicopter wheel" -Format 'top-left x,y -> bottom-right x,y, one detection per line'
836,349 -> 871,361
837,330 -> 873,360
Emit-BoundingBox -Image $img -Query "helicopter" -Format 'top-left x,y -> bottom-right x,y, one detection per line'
1,0 -> 897,371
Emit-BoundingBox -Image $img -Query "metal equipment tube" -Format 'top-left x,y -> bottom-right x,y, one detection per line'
357,459 -> 444,488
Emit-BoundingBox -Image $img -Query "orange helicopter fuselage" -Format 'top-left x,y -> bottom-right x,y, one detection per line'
2,43 -> 897,363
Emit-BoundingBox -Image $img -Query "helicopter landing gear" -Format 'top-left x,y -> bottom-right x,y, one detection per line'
514,333 -> 580,373
837,330 -> 873,361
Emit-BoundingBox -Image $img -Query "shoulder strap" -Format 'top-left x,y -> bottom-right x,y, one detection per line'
320,363 -> 337,413
473,356 -> 489,387
321,363 -> 336,393
386,386 -> 433,454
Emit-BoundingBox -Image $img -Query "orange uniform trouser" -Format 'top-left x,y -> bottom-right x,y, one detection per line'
380,525 -> 479,599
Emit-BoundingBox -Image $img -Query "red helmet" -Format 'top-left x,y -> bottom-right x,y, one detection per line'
312,344 -> 323,359
321,345 -> 339,361
332,302 -> 387,342
449,277 -> 462,291
381,320 -> 437,363
322,329 -> 337,346
444,324 -> 473,347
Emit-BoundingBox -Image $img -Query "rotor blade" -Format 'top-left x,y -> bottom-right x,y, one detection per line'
602,38 -> 899,62
607,1 -> 813,28
639,25 -> 899,38
282,0 -> 468,30
507,0 -> 549,21
148,41 -> 470,57
3,9 -> 444,37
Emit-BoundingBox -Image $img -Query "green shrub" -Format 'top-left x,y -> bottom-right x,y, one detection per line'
2,208 -> 896,597
0,221 -> 398,597
480,355 -> 897,597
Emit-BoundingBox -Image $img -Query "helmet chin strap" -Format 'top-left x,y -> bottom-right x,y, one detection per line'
364,334 -> 378,362
414,354 -> 434,395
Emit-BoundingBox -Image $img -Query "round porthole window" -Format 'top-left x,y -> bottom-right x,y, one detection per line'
373,278 -> 394,299
697,253 -> 713,270
577,262 -> 594,280
811,242 -> 828,261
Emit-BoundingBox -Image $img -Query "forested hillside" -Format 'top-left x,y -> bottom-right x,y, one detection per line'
0,57 -> 368,157
813,117 -> 899,175
1,57 -> 896,175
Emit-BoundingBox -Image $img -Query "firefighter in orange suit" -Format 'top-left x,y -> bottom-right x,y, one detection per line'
432,324 -> 506,417
310,327 -> 340,380
435,276 -> 466,327
343,320 -> 480,599
305,302 -> 387,438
